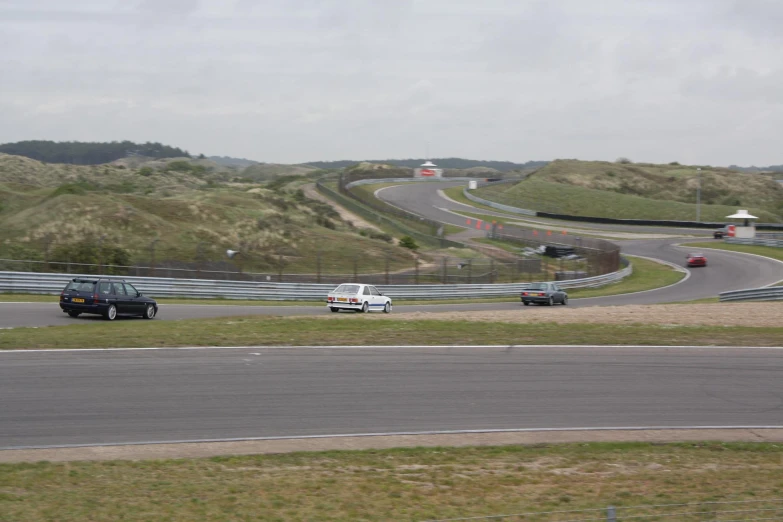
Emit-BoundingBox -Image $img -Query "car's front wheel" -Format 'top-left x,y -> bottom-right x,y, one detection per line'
105,304 -> 117,321
67,311 -> 80,318
142,304 -> 156,319
383,302 -> 392,314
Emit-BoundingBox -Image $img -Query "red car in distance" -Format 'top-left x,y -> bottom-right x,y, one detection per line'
686,253 -> 707,267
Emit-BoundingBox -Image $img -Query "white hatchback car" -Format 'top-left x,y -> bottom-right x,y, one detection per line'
327,283 -> 392,313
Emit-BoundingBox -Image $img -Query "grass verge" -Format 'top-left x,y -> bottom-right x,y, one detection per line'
2,442 -> 783,521
1,316 -> 781,349
568,256 -> 685,298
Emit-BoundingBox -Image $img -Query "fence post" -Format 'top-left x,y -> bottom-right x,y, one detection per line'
353,255 -> 358,283
467,259 -> 472,284
316,250 -> 322,284
606,506 -> 616,522
278,254 -> 284,282
441,257 -> 448,284
414,257 -> 419,284
489,258 -> 495,284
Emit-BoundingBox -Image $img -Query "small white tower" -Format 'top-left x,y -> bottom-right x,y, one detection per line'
726,209 -> 758,239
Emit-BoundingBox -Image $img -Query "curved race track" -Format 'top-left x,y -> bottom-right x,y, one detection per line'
3,182 -> 781,329
2,180 -> 783,453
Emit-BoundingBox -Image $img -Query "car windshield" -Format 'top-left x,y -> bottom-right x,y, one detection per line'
333,284 -> 360,294
526,284 -> 548,290
65,281 -> 96,292
690,253 -> 704,257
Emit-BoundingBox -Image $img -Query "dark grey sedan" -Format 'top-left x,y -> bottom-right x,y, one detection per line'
521,282 -> 568,306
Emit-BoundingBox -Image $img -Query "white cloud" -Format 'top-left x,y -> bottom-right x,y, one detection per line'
0,0 -> 782,165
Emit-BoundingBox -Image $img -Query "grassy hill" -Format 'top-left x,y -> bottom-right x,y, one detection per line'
0,154 -> 415,273
474,160 -> 783,222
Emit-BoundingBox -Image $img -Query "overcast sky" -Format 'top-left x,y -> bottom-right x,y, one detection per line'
2,0 -> 782,165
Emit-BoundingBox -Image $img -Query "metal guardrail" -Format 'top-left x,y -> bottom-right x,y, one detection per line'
725,237 -> 783,247
0,263 -> 632,300
719,286 -> 783,302
463,186 -> 537,216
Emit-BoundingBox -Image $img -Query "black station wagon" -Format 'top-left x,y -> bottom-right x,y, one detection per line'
59,278 -> 159,320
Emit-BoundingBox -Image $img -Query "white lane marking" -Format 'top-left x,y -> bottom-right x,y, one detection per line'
4,425 -> 783,451
2,344 -> 783,354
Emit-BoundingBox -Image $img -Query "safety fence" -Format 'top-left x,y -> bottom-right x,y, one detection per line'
421,497 -> 783,521
719,286 -> 783,302
0,260 -> 630,300
725,237 -> 783,247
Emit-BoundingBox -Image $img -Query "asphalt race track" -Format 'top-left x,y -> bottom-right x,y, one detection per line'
2,345 -> 783,449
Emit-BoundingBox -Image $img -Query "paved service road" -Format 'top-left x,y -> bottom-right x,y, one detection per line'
2,346 -> 782,449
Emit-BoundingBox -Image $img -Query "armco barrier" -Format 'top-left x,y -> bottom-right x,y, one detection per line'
0,263 -> 631,301
719,287 -> 783,302
463,187 -> 537,216
725,237 -> 783,247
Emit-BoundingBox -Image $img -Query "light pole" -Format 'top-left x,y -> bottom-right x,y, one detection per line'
696,167 -> 702,222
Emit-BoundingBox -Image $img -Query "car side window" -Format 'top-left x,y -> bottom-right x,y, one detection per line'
98,282 -> 112,295
370,286 -> 380,296
113,283 -> 127,296
123,283 -> 137,295
363,286 -> 371,296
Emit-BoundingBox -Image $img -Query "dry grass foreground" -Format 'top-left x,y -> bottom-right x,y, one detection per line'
314,302 -> 783,328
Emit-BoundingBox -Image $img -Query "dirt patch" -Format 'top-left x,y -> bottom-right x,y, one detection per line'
315,303 -> 783,328
302,183 -> 383,232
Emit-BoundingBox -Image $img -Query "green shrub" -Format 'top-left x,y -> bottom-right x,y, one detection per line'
139,167 -> 153,177
50,241 -> 131,274
51,182 -> 97,197
399,235 -> 419,250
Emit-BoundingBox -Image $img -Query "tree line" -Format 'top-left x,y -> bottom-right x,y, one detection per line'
0,140 -> 190,165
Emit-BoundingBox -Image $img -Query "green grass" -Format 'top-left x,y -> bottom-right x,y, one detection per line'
3,442 -> 783,521
568,256 -> 685,298
2,315 -> 781,350
476,179 -> 781,222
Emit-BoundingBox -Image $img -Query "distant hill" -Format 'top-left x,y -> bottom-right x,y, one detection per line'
208,155 -> 260,168
303,158 -> 548,172
0,140 -> 190,165
729,164 -> 783,174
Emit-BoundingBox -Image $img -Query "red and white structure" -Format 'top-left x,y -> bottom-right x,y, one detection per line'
414,160 -> 443,178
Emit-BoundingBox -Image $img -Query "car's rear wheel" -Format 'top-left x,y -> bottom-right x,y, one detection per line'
105,304 -> 117,321
383,302 -> 391,314
562,296 -> 568,305
548,296 -> 554,306
67,311 -> 80,318
142,304 -> 156,319
522,301 -> 530,306
361,302 -> 369,313
330,307 -> 339,313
